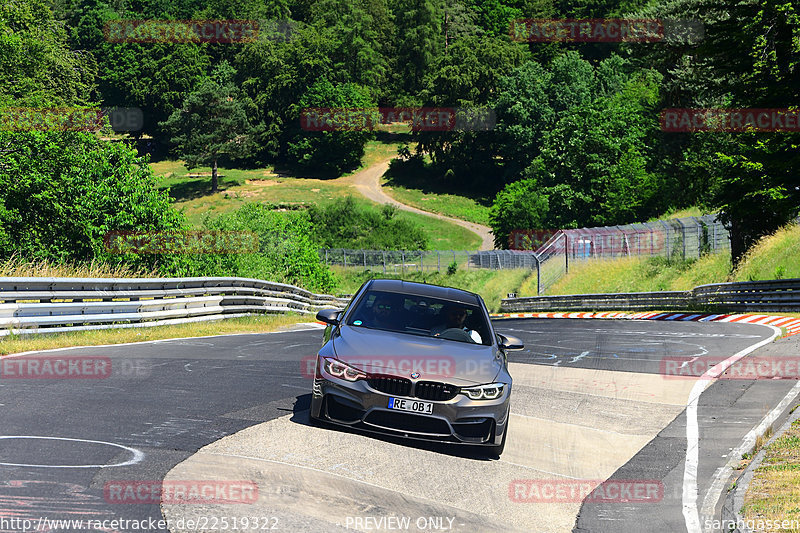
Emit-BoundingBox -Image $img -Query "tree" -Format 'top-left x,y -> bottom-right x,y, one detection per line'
409,34 -> 525,189
0,130 -> 184,264
96,40 -> 211,140
494,60 -> 554,182
527,69 -> 663,228
160,62 -> 262,192
393,0 -> 443,99
489,178 -> 549,248
627,0 -> 800,264
310,0 -> 390,94
235,22 -> 335,161
286,78 -> 375,174
0,0 -> 97,107
709,132 -> 800,264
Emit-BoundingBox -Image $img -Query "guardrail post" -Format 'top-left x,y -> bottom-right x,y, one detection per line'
382,251 -> 386,274
401,250 -> 405,275
343,249 -> 347,269
564,234 -> 569,274
534,253 -> 542,295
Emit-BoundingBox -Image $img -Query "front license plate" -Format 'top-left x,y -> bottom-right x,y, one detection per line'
388,397 -> 434,415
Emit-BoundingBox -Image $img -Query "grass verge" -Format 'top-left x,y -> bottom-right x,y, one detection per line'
152,142 -> 481,250
538,223 -> 800,296
741,417 -> 800,532
380,180 -> 492,226
0,256 -> 156,278
0,314 -> 309,356
540,253 -> 732,295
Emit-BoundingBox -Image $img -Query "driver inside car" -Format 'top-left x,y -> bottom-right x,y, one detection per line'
431,304 -> 482,343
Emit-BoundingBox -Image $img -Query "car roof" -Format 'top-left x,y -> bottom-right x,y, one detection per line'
365,279 -> 481,306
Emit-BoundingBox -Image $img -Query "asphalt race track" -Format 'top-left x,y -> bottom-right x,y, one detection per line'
0,319 -> 797,533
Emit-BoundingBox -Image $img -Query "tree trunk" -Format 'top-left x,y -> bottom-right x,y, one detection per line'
211,158 -> 219,192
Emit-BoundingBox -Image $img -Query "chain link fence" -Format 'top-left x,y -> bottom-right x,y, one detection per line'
318,249 -> 539,275
534,215 -> 731,294
320,215 -> 732,294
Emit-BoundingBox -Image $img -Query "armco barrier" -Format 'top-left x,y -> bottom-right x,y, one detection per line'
0,277 -> 349,336
500,278 -> 800,314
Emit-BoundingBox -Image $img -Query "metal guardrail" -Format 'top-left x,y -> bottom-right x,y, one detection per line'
0,277 -> 350,336
500,278 -> 800,313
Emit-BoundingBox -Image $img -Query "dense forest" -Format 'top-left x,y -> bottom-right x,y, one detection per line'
0,0 -> 797,288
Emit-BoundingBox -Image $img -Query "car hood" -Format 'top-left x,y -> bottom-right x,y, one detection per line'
331,325 -> 503,386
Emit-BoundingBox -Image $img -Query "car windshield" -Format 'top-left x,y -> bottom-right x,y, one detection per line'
346,290 -> 492,346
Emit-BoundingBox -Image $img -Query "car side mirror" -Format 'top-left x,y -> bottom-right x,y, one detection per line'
316,308 -> 342,326
498,334 -> 524,351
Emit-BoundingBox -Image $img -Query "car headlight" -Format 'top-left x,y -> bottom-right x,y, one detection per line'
323,357 -> 366,382
460,383 -> 505,400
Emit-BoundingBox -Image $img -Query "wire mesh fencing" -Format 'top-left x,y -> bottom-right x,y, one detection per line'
531,214 -> 731,294
319,215 -> 733,295
318,249 -> 539,275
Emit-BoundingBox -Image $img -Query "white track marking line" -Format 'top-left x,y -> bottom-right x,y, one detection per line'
699,380 -> 800,531
0,435 -> 143,468
682,325 -> 781,533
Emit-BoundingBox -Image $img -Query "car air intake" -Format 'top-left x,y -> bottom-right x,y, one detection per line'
414,381 -> 459,401
367,375 -> 412,396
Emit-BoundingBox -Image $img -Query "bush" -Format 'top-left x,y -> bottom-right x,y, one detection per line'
0,131 -> 184,268
164,203 -> 337,293
489,178 -> 549,249
308,196 -> 428,250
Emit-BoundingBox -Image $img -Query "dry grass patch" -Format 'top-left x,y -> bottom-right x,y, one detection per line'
742,417 -> 800,532
0,314 -> 309,356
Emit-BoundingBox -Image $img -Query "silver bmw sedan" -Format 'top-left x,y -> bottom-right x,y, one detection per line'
310,279 -> 523,456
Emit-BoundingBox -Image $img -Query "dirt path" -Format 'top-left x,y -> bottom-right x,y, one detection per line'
349,158 -> 495,250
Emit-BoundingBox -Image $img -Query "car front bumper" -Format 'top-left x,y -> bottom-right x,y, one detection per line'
310,375 -> 510,446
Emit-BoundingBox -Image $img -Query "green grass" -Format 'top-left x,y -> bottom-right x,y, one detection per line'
380,181 -> 492,226
150,140 -> 481,250
536,222 -> 800,296
647,205 -> 710,222
0,314 -> 309,356
742,418 -> 800,532
733,224 -> 800,281
540,253 -> 731,295
331,267 -> 535,312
